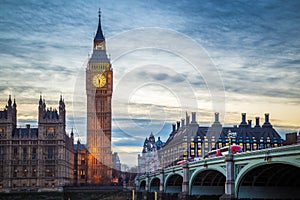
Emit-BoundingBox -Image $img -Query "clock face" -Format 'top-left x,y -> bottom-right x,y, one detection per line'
93,73 -> 106,87
99,74 -> 106,87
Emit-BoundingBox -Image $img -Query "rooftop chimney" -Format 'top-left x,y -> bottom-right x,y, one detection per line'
191,112 -> 197,123
240,113 -> 247,126
26,124 -> 30,129
215,112 -> 219,123
262,113 -> 272,128
186,112 -> 190,126
242,113 -> 246,123
265,113 -> 269,123
177,121 -> 180,130
172,124 -> 176,132
248,120 -> 252,128
181,118 -> 185,127
255,117 -> 260,127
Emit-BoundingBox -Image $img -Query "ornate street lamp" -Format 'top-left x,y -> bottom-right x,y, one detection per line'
228,130 -> 237,154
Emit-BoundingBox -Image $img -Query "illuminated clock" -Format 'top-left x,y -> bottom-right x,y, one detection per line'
93,74 -> 100,87
99,74 -> 106,87
93,74 -> 106,87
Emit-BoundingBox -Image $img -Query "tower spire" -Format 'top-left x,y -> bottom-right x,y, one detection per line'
13,98 -> 16,108
39,94 -> 43,106
8,95 -> 12,107
94,8 -> 105,42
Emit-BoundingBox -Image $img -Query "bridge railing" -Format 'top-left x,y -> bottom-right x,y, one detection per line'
233,144 -> 300,161
137,144 -> 300,181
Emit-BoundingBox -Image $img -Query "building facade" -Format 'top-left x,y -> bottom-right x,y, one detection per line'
112,152 -> 122,184
137,133 -> 164,173
189,112 -> 283,159
138,112 -> 284,172
73,140 -> 89,186
0,96 -> 74,192
284,131 -> 300,145
86,11 -> 113,184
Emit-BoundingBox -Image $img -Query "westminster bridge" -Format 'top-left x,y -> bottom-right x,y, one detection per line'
137,144 -> 300,199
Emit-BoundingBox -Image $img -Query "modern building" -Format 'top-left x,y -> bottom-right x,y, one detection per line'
0,96 -> 74,192
86,10 -> 113,185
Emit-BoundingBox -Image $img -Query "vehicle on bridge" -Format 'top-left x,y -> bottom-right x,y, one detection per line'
176,145 -> 242,164
176,157 -> 200,165
176,157 -> 203,165
206,145 -> 243,158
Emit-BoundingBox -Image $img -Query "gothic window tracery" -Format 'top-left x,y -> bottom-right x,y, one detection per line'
47,127 -> 55,138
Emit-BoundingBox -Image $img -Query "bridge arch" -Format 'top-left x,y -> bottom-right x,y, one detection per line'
139,180 -> 146,192
189,168 -> 226,195
165,173 -> 183,193
236,163 -> 300,199
149,177 -> 160,192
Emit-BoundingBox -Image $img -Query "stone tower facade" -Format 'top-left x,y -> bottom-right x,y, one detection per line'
0,95 -> 17,140
86,11 -> 113,184
0,96 -> 74,191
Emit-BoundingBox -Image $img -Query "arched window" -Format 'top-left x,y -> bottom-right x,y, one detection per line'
0,128 -> 3,138
47,127 -> 55,137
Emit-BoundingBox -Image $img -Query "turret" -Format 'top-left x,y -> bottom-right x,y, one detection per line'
13,98 -> 16,108
38,96 -> 67,140
7,95 -> 12,107
77,139 -> 80,151
38,96 -> 46,123
4,95 -> 16,125
70,128 -> 74,142
39,95 -> 43,107
12,98 -> 17,127
59,95 -> 66,124
0,96 -> 17,138
149,132 -> 155,144
142,137 -> 149,153
38,96 -> 65,124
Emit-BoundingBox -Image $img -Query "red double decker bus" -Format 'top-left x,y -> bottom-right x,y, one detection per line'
207,145 -> 243,158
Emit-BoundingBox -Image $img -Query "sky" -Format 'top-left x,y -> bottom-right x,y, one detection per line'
1,0 -> 300,167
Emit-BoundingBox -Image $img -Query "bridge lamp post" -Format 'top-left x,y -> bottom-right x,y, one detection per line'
220,130 -> 237,199
228,130 -> 237,154
183,136 -> 188,161
264,150 -> 272,162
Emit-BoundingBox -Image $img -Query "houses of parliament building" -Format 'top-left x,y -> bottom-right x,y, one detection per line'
0,11 -> 117,192
0,95 -> 74,191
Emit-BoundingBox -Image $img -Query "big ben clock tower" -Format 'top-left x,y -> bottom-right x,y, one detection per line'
86,10 -> 112,184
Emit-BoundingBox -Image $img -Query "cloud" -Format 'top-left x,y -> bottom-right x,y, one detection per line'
1,0 -> 300,167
